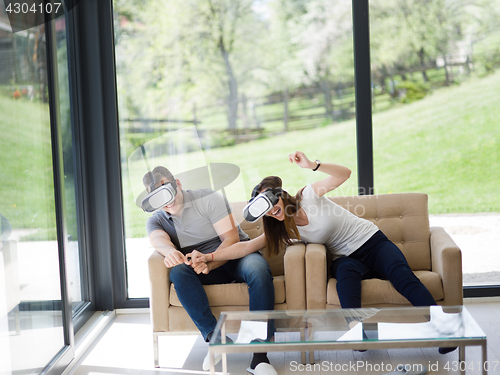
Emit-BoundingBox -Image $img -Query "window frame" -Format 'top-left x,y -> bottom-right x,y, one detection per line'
85,0 -> 500,312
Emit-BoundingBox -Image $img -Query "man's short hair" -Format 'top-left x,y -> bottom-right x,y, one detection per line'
142,166 -> 174,188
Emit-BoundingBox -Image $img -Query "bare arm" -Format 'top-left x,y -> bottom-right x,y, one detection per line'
189,233 -> 266,264
205,213 -> 240,272
186,212 -> 240,274
289,150 -> 351,197
149,230 -> 186,268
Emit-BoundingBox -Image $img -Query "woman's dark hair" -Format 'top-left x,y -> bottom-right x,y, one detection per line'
254,176 -> 303,257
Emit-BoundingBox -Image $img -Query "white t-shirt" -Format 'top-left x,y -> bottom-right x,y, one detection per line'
297,184 -> 379,260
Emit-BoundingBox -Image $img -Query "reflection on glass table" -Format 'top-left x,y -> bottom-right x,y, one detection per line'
209,306 -> 487,375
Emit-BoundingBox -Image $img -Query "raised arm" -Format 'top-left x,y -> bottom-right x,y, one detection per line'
289,150 -> 351,197
149,229 -> 186,268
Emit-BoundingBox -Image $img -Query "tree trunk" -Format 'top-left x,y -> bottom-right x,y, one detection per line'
220,45 -> 238,130
321,79 -> 333,121
379,65 -> 388,93
418,47 -> 429,82
442,54 -> 451,86
192,102 -> 198,124
283,88 -> 289,132
241,93 -> 249,128
250,100 -> 260,128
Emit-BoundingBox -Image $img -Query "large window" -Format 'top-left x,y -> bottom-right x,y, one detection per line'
0,3 -> 91,374
113,0 -> 357,298
0,19 -> 66,375
369,0 -> 500,287
54,14 -> 88,318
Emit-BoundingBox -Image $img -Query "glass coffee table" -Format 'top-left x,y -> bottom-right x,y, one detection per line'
208,306 -> 487,375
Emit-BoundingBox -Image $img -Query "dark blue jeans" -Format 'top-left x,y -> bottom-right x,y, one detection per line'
169,252 -> 275,341
331,231 -> 436,309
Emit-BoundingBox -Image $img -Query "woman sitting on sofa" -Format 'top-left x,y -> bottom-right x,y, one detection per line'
189,150 -> 438,311
189,151 -> 458,355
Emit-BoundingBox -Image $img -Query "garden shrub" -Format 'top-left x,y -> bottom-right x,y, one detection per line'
395,81 -> 430,103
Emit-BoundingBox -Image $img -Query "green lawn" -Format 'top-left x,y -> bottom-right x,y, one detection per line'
372,71 -> 500,213
0,95 -> 56,237
2,70 -> 499,239
123,70 -> 500,236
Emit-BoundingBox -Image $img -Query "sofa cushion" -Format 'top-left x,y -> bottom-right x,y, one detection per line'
170,275 -> 286,307
330,193 -> 431,271
326,271 -> 444,306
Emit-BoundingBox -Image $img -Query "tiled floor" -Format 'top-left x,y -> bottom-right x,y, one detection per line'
70,301 -> 500,375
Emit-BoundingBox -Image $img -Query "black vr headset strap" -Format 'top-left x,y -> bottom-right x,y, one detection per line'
272,187 -> 283,196
165,179 -> 178,195
251,186 -> 283,202
141,145 -> 156,193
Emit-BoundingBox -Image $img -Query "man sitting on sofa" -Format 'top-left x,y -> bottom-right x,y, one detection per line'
143,166 -> 277,374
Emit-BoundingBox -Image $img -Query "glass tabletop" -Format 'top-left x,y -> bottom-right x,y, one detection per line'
210,306 -> 486,347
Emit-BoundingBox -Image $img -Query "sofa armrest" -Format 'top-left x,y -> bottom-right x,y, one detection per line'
430,227 -> 463,306
148,250 -> 171,332
305,244 -> 327,309
283,242 -> 306,310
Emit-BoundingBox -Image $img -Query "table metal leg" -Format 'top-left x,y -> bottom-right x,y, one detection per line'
14,305 -> 21,334
300,327 -> 306,364
309,351 -> 315,365
153,334 -> 159,368
221,322 -> 227,374
305,325 -> 314,364
210,352 -> 215,375
222,353 -> 228,375
482,342 -> 488,375
459,346 -> 466,375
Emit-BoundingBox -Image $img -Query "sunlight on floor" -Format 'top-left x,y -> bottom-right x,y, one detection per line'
157,335 -> 201,368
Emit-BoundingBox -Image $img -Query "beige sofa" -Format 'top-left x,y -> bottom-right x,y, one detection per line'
148,201 -> 307,367
305,193 -> 463,309
148,192 -> 463,366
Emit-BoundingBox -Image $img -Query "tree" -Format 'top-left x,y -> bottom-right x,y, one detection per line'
289,0 -> 354,120
370,0 -> 484,88
115,0 -> 270,131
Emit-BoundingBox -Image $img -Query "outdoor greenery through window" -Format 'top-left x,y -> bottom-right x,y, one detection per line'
114,0 -> 500,298
1,8 -> 66,374
113,0 -> 357,298
369,0 -> 500,286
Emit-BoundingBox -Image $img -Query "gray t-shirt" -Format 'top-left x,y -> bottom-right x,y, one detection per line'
146,189 -> 249,254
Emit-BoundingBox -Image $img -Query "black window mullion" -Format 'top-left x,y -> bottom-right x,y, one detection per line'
67,0 -> 130,310
40,4 -> 76,374
352,0 -> 375,196
44,3 -> 74,349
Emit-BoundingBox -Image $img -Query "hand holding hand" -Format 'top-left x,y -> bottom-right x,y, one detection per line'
289,151 -> 315,169
192,261 -> 210,275
163,250 -> 187,268
185,250 -> 208,266
185,250 -> 210,274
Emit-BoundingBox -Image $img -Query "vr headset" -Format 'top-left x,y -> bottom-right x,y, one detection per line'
141,179 -> 178,213
139,144 -> 179,213
243,187 -> 282,222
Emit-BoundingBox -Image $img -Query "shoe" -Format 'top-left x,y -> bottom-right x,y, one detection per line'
381,364 -> 427,375
202,350 -> 222,371
247,363 -> 278,375
439,346 -> 458,354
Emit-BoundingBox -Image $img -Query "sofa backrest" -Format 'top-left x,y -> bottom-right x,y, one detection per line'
230,192 -> 431,274
330,193 -> 431,271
